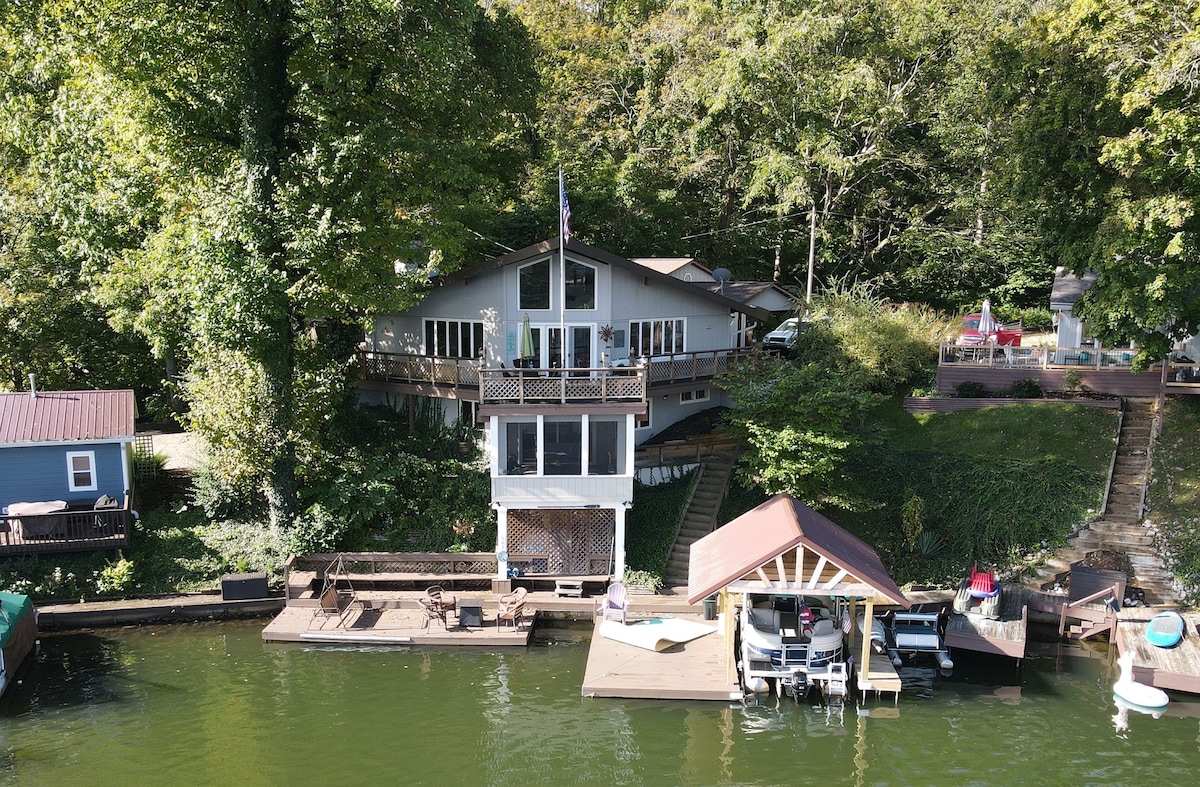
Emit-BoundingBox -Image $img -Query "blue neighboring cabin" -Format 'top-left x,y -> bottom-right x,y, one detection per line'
0,389 -> 136,512
0,442 -> 129,510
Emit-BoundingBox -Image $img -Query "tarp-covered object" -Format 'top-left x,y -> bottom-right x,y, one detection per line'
0,592 -> 34,649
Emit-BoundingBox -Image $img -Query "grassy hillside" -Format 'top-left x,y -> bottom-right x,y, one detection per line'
833,396 -> 1119,586
1149,398 -> 1200,606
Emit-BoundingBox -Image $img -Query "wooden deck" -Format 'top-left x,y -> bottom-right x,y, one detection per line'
262,602 -> 535,646
944,584 -> 1030,660
856,652 -> 902,702
1114,606 -> 1200,694
580,614 -> 740,701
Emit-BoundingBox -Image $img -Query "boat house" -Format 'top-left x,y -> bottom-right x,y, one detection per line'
687,494 -> 910,700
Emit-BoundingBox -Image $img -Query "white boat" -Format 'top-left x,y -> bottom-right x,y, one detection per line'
856,612 -> 887,654
738,594 -> 845,699
881,610 -> 954,672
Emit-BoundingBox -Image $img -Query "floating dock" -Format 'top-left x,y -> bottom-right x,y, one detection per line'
261,602 -> 534,646
1114,606 -> 1200,693
580,615 -> 739,701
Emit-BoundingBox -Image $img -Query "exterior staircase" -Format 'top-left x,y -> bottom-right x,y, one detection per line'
1026,397 -> 1177,605
663,450 -> 739,587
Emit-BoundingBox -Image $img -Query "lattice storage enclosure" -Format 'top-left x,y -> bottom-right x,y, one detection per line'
507,508 -> 615,575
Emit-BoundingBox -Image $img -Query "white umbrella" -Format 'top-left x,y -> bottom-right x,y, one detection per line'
978,298 -> 997,342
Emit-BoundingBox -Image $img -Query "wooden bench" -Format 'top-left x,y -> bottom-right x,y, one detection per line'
554,580 -> 584,598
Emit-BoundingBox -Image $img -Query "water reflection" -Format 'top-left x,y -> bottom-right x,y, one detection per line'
1,632 -> 124,716
2,621 -> 1200,784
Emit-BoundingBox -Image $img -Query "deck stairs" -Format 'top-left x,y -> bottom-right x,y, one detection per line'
663,450 -> 739,588
1025,397 -> 1177,607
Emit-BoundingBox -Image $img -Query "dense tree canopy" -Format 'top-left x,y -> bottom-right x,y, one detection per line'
5,0 -> 1200,535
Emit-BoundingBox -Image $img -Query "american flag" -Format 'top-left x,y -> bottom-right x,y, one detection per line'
559,172 -> 572,242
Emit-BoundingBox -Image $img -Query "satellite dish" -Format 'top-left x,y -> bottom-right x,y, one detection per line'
712,267 -> 732,294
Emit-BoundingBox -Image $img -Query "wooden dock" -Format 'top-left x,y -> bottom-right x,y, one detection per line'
944,584 -> 1029,659
580,615 -> 740,701
856,652 -> 901,702
262,602 -> 535,646
1114,607 -> 1200,694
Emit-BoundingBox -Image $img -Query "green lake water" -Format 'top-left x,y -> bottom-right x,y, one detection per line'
2,619 -> 1199,786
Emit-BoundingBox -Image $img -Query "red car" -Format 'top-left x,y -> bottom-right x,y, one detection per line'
958,313 -> 1022,346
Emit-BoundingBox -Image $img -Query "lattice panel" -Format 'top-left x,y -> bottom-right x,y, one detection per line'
508,508 -> 614,575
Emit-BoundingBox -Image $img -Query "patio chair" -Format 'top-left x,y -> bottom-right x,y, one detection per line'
596,581 -> 629,625
497,587 -> 528,629
419,585 -> 457,629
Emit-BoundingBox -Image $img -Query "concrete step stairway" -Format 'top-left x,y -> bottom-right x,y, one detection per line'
1026,397 -> 1177,605
663,451 -> 738,587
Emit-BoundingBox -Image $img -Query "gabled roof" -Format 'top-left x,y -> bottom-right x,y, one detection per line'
1050,268 -> 1099,311
698,281 -> 796,313
446,237 -> 773,321
686,494 -> 909,607
0,389 -> 136,445
630,257 -> 714,282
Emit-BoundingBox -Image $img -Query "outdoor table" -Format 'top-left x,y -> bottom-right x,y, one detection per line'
458,599 -> 484,628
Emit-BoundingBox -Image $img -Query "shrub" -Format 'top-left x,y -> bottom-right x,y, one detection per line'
956,380 -> 986,398
95,556 -> 136,596
1009,378 -> 1042,399
1010,307 -> 1054,332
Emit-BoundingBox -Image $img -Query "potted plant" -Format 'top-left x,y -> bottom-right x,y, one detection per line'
623,569 -> 662,595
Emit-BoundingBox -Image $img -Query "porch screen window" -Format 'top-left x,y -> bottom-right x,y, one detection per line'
588,419 -> 622,475
505,422 -> 537,474
630,319 -> 685,357
565,261 -> 596,310
66,451 -> 98,492
543,420 -> 582,476
424,320 -> 484,359
519,260 -> 550,310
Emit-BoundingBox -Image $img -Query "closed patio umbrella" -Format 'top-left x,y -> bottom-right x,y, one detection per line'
978,298 -> 997,342
519,313 -> 535,365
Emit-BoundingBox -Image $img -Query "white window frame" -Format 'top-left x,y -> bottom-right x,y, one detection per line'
424,319 -> 484,359
680,389 -> 710,404
565,259 -> 597,311
66,450 -> 98,492
518,259 -> 551,311
629,318 -> 686,358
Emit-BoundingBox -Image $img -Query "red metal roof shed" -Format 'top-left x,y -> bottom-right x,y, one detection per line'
0,390 -> 136,445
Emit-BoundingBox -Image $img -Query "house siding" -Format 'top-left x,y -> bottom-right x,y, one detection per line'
0,442 -> 128,509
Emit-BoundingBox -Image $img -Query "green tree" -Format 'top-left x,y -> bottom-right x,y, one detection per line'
0,7 -> 168,398
1046,0 -> 1200,363
72,0 -> 537,528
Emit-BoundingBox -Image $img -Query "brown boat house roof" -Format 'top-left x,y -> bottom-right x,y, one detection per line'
686,494 -> 910,607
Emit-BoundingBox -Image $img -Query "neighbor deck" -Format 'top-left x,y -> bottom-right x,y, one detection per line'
1114,607 -> 1200,694
943,584 -> 1030,660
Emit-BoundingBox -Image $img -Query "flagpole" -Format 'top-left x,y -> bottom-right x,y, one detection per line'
559,166 -> 567,370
